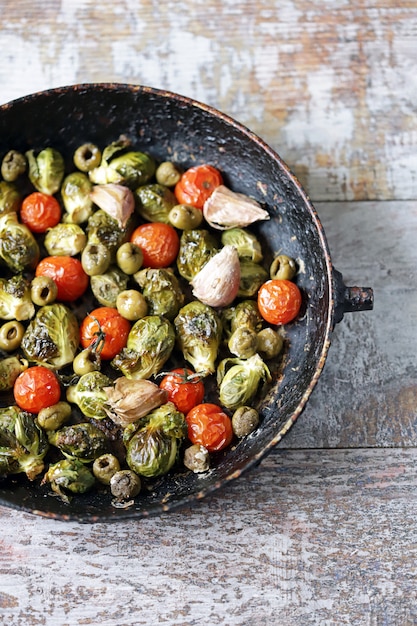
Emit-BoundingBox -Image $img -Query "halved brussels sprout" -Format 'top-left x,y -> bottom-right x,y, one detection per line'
238,260 -> 269,297
0,181 -> 20,215
26,147 -> 65,195
0,212 -> 39,272
176,229 -> 219,282
135,183 -> 177,223
0,274 -> 35,321
48,422 -> 109,464
174,301 -> 222,376
134,268 -> 184,321
41,458 -> 95,503
89,139 -> 155,188
61,172 -> 94,224
221,227 -> 263,263
44,223 -> 87,256
66,371 -> 113,419
217,353 -> 271,410
0,356 -> 28,391
90,266 -> 129,307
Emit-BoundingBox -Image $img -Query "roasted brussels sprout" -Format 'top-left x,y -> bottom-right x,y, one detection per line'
41,458 -> 95,503
111,315 -> 175,380
135,183 -> 177,223
66,371 -> 113,419
228,327 -> 258,359
174,301 -> 222,376
134,268 -> 184,321
21,303 -> 79,369
176,229 -> 218,282
0,274 -> 35,321
1,150 -> 26,182
48,422 -> 109,463
73,143 -> 102,172
90,266 -> 129,307
0,181 -> 20,215
221,300 -> 264,339
270,254 -> 297,281
0,406 -> 49,480
37,401 -> 72,431
0,355 -> 28,391
0,320 -> 25,351
124,402 -> 187,477
86,209 -> 129,255
221,227 -> 263,263
217,353 -> 271,410
238,259 -> 269,297
0,211 -> 39,272
26,147 -> 65,195
61,172 -> 94,224
30,276 -> 58,307
44,223 -> 87,257
89,140 -> 155,188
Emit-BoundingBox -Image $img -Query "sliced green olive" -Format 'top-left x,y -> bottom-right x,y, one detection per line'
0,320 -> 25,351
116,242 -> 143,275
73,143 -> 102,172
116,289 -> 148,321
37,401 -> 72,431
168,204 -> 203,230
93,454 -> 121,485
155,161 -> 182,187
30,276 -> 58,306
270,254 -> 297,281
81,242 -> 111,276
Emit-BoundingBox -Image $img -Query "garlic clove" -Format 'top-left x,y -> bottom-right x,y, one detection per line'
190,244 -> 241,308
90,183 -> 135,228
203,184 -> 270,230
104,377 -> 168,426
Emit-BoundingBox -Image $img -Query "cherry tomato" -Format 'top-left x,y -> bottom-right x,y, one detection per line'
35,256 -> 89,302
80,307 -> 131,360
186,403 -> 233,452
130,222 -> 180,269
257,279 -> 302,325
174,164 -> 223,209
20,192 -> 61,233
14,366 -> 61,413
159,368 -> 205,415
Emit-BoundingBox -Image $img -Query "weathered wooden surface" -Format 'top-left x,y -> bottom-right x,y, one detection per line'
1,0 -> 417,202
1,1 -> 416,624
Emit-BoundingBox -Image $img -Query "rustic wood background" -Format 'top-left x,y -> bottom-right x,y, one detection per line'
1,1 -> 416,624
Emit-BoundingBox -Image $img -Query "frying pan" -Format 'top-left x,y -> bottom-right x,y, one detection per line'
0,84 -> 373,522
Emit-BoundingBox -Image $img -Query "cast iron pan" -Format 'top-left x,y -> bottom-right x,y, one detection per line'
0,84 -> 373,522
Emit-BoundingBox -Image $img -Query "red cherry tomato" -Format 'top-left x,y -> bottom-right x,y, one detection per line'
14,366 -> 61,413
130,222 -> 180,269
80,307 -> 131,360
257,279 -> 302,325
35,256 -> 89,302
186,403 -> 233,452
159,368 -> 205,415
174,164 -> 223,209
20,192 -> 61,233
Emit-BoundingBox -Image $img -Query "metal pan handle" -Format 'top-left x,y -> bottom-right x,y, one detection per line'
333,269 -> 374,325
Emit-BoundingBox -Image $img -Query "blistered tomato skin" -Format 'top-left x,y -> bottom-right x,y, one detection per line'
257,279 -> 302,325
186,403 -> 233,452
80,307 -> 131,360
20,192 -> 61,233
174,164 -> 223,209
159,368 -> 205,415
35,256 -> 89,302
14,366 -> 61,413
130,222 -> 180,269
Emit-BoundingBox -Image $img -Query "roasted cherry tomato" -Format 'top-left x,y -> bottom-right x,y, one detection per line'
186,403 -> 233,452
20,192 -> 61,233
257,279 -> 302,325
80,307 -> 131,360
130,222 -> 180,269
35,256 -> 89,302
14,366 -> 61,413
174,164 -> 223,209
159,368 -> 205,415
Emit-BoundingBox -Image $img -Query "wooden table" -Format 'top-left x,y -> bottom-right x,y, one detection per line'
1,2 -> 416,624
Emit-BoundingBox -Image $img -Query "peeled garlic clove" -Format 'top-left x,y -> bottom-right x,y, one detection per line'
104,377 -> 168,426
203,184 -> 270,230
190,245 -> 240,308
90,183 -> 135,228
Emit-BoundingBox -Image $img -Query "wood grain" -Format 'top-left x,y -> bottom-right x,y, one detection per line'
1,1 -> 416,202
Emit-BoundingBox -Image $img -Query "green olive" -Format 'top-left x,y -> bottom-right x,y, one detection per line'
270,254 -> 297,281
73,143 -> 102,172
93,454 -> 121,485
37,401 -> 72,431
116,289 -> 148,321
30,276 -> 58,306
168,204 -> 203,230
1,150 -> 27,182
155,161 -> 182,187
110,469 -> 141,500
0,320 -> 25,351
116,242 -> 143,275
256,327 -> 284,359
232,406 -> 259,438
81,242 -> 111,276
73,348 -> 101,376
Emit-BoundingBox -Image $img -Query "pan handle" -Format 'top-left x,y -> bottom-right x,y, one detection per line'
333,269 -> 374,324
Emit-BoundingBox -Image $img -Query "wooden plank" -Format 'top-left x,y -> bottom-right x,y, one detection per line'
0,448 -> 416,625
0,1 -> 416,202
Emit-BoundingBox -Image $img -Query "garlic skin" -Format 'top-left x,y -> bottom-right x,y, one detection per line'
190,245 -> 241,308
203,184 -> 270,230
90,183 -> 135,228
103,377 -> 168,427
